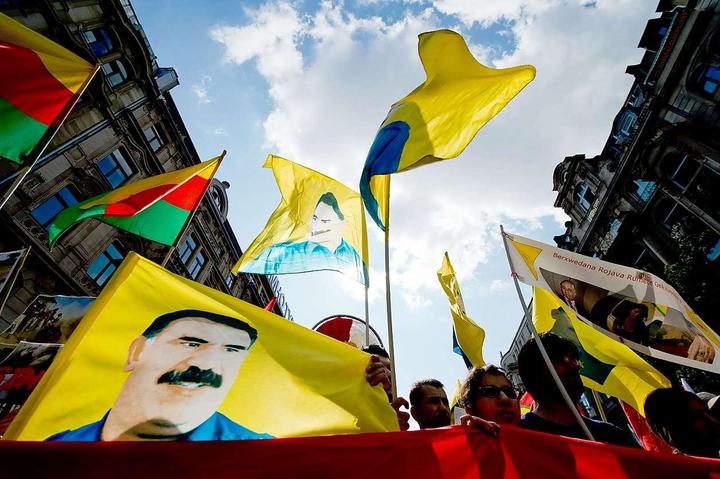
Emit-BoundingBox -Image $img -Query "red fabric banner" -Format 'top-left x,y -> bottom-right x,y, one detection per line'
0,425 -> 718,478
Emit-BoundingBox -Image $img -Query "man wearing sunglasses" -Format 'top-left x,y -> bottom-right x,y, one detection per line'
518,333 -> 638,447
459,365 -> 521,437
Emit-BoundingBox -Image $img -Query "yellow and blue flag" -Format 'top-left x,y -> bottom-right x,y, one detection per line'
234,155 -> 369,285
437,252 -> 485,368
5,253 -> 396,440
360,30 -> 536,230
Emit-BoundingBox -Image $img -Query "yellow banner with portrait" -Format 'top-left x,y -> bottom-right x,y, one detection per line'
233,155 -> 369,285
5,253 -> 396,440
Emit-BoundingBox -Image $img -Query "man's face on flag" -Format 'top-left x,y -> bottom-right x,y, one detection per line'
560,281 -> 576,301
118,316 -> 252,436
310,196 -> 345,250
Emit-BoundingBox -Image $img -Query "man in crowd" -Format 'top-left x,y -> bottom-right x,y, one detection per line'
518,333 -> 638,447
364,345 -> 410,431
409,379 -> 451,429
645,387 -> 720,458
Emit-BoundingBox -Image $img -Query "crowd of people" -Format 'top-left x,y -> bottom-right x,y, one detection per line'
365,332 -> 720,459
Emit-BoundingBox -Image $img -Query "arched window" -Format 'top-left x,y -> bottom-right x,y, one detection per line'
102,60 -> 128,87
690,65 -> 720,97
575,182 -> 596,212
614,111 -> 637,143
83,28 -> 115,57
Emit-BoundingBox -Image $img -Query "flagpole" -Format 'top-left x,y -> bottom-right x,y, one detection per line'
162,151 -> 227,268
0,65 -> 100,212
499,225 -> 595,441
364,284 -> 370,348
591,389 -> 608,422
0,246 -> 31,325
384,183 -> 398,401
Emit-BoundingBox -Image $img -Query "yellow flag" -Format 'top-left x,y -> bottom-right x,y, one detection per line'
6,253 -> 396,440
360,29 -> 536,230
437,252 -> 485,368
234,155 -> 369,285
533,287 -> 670,415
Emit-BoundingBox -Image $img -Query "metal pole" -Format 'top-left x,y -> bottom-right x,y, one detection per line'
384,182 -> 398,401
364,284 -> 370,348
591,389 -> 608,422
500,225 -> 595,441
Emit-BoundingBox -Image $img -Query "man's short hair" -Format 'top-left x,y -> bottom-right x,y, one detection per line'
645,387 -> 706,443
560,279 -> 574,287
460,364 -> 509,410
316,192 -> 344,220
409,379 -> 445,407
518,333 -> 579,403
143,310 -> 258,346
362,344 -> 389,359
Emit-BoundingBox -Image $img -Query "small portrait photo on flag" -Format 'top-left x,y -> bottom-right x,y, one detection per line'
540,267 -> 715,365
5,254 -> 395,442
5,295 -> 95,344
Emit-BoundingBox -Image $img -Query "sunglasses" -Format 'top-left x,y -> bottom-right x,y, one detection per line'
477,385 -> 518,400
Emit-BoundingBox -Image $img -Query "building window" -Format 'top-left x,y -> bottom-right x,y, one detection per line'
632,180 -> 657,204
691,65 -> 720,96
187,251 -> 206,280
576,182 -> 596,212
663,154 -> 696,192
655,199 -> 686,231
143,124 -> 165,152
178,234 -> 198,264
225,272 -> 234,289
87,242 -> 124,286
102,60 -> 128,87
97,148 -> 134,188
31,186 -> 79,229
83,28 -> 114,57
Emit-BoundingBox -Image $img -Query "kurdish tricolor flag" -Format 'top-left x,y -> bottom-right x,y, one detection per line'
0,12 -> 98,165
48,155 -> 222,247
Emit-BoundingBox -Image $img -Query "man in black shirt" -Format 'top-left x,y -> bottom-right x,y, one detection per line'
518,333 -> 638,448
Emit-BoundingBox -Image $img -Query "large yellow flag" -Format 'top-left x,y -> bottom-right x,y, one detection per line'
234,155 -> 369,285
360,29 -> 536,230
437,252 -> 485,368
5,253 -> 396,440
533,287 -> 669,415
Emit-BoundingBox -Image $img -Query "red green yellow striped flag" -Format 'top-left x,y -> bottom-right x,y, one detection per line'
48,155 -> 222,247
0,12 -> 98,165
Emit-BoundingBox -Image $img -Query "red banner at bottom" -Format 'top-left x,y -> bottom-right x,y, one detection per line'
1,425 -> 718,478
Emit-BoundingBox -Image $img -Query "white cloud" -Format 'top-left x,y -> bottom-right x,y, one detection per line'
212,0 -> 655,307
191,74 -> 213,104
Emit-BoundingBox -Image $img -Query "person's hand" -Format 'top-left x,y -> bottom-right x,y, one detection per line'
460,414 -> 500,438
392,397 -> 410,431
365,355 -> 391,394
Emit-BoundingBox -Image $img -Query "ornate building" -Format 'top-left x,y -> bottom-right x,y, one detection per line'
552,0 -> 720,332
0,0 -> 291,326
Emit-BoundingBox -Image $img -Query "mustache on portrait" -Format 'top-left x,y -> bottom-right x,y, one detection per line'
157,365 -> 222,388
311,229 -> 332,236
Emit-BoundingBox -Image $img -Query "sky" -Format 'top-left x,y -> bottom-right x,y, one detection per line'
133,0 -> 656,425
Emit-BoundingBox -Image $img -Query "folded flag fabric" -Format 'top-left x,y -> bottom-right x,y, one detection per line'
0,12 -> 97,164
48,155 -> 222,247
234,155 -> 369,285
438,252 -> 485,368
4,253 -> 396,440
360,29 -> 535,230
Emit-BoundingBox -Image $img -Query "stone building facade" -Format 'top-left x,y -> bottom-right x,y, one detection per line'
0,0 -> 291,326
552,0 -> 720,333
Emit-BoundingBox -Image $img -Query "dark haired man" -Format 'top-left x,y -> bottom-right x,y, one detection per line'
48,310 -> 272,441
645,388 -> 720,458
409,379 -> 451,429
364,345 -> 410,431
461,365 -> 520,428
518,333 -> 637,447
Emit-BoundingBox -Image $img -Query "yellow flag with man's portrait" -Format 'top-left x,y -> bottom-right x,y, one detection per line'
233,155 -> 369,285
5,253 -> 396,440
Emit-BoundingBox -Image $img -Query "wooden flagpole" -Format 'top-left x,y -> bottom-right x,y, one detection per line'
162,151 -> 227,268
0,64 -> 100,212
499,225 -> 595,441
